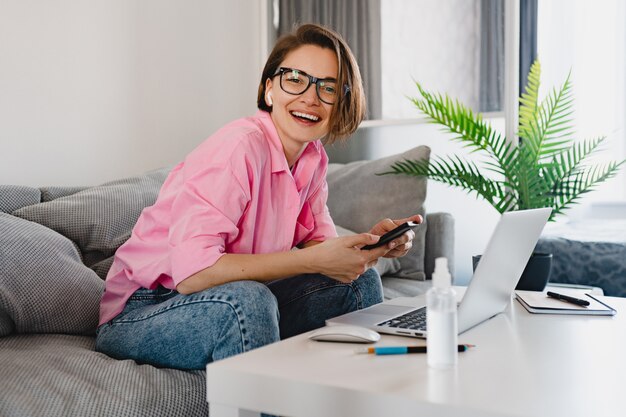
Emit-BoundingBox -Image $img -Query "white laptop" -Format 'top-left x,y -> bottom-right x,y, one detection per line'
327,208 -> 552,338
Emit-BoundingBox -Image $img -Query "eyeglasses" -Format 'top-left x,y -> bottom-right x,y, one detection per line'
272,67 -> 346,105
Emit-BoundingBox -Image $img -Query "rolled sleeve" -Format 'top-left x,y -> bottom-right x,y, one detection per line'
169,165 -> 250,285
310,204 -> 338,241
170,236 -> 227,286
300,167 -> 338,243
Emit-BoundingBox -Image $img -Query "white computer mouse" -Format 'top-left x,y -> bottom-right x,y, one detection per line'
308,325 -> 381,343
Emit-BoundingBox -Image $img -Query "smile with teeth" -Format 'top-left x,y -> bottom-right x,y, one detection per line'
291,111 -> 320,122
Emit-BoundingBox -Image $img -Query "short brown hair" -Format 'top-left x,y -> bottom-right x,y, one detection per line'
257,23 -> 366,144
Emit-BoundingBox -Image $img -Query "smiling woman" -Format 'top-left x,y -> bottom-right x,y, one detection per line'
263,44 -> 338,165
257,24 -> 366,144
95,22 -> 423,371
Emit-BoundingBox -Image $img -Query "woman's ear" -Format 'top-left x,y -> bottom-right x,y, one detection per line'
265,78 -> 274,107
266,91 -> 273,107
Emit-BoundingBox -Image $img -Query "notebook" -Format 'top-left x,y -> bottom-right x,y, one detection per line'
515,290 -> 616,316
327,208 -> 552,338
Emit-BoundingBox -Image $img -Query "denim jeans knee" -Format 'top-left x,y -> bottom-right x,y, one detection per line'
351,267 -> 384,308
266,268 -> 383,339
95,281 -> 280,370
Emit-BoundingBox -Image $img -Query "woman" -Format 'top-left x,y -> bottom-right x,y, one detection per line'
96,23 -> 422,370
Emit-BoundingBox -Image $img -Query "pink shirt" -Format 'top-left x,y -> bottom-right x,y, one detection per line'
99,110 -> 337,324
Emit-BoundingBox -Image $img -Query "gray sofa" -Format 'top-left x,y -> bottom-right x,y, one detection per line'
0,145 -> 453,417
535,220 -> 626,297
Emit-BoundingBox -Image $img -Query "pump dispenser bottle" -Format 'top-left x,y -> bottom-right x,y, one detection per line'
426,257 -> 458,369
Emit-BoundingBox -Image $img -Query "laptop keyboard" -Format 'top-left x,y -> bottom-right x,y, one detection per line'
377,307 -> 427,331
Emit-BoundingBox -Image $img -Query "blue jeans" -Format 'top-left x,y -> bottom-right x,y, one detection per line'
95,269 -> 383,370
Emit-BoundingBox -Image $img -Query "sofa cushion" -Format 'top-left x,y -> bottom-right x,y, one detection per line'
326,146 -> 430,280
0,214 -> 104,336
382,277 -> 432,300
40,186 -> 88,202
13,168 -> 170,271
0,185 -> 41,213
536,220 -> 626,297
0,334 -> 208,417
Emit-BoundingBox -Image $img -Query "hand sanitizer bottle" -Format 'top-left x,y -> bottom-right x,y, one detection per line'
427,257 -> 458,369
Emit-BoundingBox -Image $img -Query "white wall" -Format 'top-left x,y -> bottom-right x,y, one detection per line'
0,0 -> 263,186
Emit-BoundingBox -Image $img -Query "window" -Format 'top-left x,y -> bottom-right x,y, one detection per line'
381,0 -> 502,119
538,0 -> 626,201
271,0 -> 505,120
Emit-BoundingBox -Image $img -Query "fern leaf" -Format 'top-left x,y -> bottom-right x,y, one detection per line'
385,156 -> 508,211
412,82 -> 517,183
394,60 -> 625,221
552,161 -> 625,216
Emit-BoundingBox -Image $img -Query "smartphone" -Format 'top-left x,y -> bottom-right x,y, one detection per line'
361,221 -> 420,250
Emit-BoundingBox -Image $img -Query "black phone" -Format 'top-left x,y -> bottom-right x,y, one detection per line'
361,221 -> 420,250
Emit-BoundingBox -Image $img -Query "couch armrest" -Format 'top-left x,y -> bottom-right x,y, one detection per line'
424,212 -> 455,281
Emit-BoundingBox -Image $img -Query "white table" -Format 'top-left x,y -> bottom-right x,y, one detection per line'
206,291 -> 625,417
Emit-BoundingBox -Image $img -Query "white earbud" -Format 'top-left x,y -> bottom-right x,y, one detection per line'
266,92 -> 273,106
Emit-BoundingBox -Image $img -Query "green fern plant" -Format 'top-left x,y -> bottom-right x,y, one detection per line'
384,60 -> 624,221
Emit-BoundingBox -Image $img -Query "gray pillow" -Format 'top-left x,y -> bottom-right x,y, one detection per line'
40,186 -> 88,202
326,146 -> 430,280
13,168 -> 170,269
0,334 -> 209,417
0,185 -> 41,214
0,214 -> 104,336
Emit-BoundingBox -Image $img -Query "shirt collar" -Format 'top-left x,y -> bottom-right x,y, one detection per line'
255,110 -> 323,174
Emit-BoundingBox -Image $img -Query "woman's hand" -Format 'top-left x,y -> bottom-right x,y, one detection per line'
177,217 -> 424,295
304,234 -> 390,283
369,214 -> 423,259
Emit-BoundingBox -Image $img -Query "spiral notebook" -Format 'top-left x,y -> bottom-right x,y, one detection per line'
515,290 -> 617,316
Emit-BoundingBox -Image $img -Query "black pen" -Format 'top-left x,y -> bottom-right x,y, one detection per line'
547,291 -> 590,307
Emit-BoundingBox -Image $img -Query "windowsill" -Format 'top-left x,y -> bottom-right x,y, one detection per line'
359,111 -> 504,128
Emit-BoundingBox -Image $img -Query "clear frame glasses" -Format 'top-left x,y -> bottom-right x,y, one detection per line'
273,67 -> 340,105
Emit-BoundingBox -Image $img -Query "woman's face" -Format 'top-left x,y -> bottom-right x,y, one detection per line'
265,44 -> 338,162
